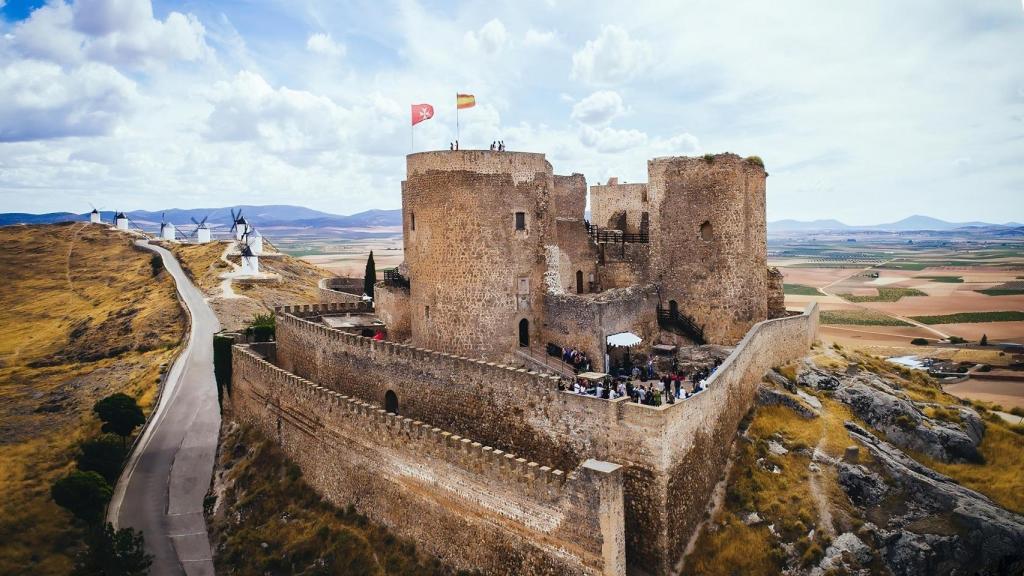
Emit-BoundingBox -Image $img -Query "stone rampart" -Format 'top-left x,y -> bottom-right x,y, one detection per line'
372,282 -> 411,341
266,301 -> 818,575
231,345 -> 626,575
318,277 -> 364,304
407,150 -> 551,184
275,302 -> 372,318
590,180 -> 649,234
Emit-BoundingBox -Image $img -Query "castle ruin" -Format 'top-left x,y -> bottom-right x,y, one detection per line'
229,149 -> 817,575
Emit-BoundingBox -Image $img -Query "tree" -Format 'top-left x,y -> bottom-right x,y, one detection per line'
249,313 -> 275,343
51,470 -> 112,524
363,251 -> 376,299
980,334 -> 989,346
74,523 -> 152,576
77,435 -> 128,484
93,394 -> 145,447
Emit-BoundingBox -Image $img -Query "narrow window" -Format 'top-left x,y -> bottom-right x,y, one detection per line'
515,211 -> 526,231
700,221 -> 714,242
385,390 -> 398,415
425,305 -> 430,319
411,212 -> 416,230
518,318 -> 530,347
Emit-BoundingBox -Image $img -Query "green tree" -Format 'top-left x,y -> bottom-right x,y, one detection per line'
93,393 -> 146,447
249,313 -> 275,343
363,251 -> 376,299
51,471 -> 112,524
74,523 -> 152,576
77,435 -> 128,484
980,334 -> 988,346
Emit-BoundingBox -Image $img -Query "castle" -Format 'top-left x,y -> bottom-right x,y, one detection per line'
229,150 -> 818,575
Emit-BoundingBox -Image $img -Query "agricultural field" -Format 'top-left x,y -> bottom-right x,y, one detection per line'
0,223 -> 185,575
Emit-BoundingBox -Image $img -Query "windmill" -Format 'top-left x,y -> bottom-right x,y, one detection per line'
230,208 -> 251,241
114,210 -> 129,231
189,215 -> 212,244
239,232 -> 260,274
88,202 -> 103,224
159,212 -> 176,241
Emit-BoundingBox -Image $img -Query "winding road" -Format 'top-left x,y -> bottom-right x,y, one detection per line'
108,240 -> 221,576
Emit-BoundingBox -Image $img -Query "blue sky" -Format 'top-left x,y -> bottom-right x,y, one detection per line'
0,0 -> 1022,223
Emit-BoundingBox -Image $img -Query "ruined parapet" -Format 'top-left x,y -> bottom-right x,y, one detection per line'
318,277 -> 364,304
553,173 -> 587,220
402,150 -> 555,359
590,179 -> 650,235
648,153 -> 768,345
231,344 -> 626,575
767,266 -> 787,319
373,281 -> 411,341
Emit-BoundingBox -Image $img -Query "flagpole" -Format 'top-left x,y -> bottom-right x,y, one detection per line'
455,93 -> 460,146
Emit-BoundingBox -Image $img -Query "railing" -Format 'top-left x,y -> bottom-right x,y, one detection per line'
383,268 -> 410,289
584,220 -> 649,244
514,348 -> 577,379
657,305 -> 706,345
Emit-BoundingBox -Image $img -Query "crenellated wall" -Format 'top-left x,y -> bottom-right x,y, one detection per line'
231,345 -> 627,575
259,301 -> 818,575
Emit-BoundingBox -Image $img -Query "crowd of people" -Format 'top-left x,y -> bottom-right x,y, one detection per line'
562,347 -> 592,373
559,357 -> 723,406
489,140 -> 506,151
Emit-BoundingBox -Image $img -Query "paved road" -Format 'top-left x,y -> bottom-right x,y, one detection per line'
108,240 -> 221,576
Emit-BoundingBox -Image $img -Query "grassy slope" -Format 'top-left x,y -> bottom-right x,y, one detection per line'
209,423 -> 463,576
686,348 -> 1024,573
0,223 -> 185,575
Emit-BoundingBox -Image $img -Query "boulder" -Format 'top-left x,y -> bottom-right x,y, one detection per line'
756,385 -> 819,419
765,369 -> 796,392
797,367 -> 840,391
838,461 -> 888,506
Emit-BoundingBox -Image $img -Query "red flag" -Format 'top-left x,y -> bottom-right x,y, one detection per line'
411,103 -> 434,126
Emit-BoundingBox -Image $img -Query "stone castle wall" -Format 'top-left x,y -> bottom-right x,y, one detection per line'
267,302 -> 818,574
318,277 -> 364,304
597,242 -> 650,289
402,150 -> 554,359
553,173 -> 587,220
372,283 -> 411,341
230,346 -> 627,575
649,154 -> 768,344
553,219 -> 600,295
590,180 -> 649,234
767,267 -> 787,319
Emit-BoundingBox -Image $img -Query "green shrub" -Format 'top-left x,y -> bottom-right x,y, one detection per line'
93,394 -> 145,447
1009,407 -> 1024,417
77,435 -> 128,484
149,254 -> 163,277
948,336 -> 967,344
894,414 -> 916,430
745,155 -> 765,168
51,471 -> 112,524
911,338 -> 929,346
249,313 -> 276,342
702,153 -> 716,164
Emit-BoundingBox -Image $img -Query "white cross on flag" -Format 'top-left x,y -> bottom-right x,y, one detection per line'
411,103 -> 434,126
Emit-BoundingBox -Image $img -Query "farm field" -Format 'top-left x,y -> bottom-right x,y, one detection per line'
771,237 -> 1024,349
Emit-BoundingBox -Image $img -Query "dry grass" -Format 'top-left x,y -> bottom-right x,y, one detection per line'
0,223 -> 185,575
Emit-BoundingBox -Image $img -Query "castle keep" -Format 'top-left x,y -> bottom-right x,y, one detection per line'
230,149 -> 816,575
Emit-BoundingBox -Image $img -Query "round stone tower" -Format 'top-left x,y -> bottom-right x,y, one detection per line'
402,150 -> 555,360
648,153 -> 768,344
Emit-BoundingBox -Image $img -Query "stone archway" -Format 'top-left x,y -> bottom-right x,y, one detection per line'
385,390 -> 398,415
518,318 -> 530,347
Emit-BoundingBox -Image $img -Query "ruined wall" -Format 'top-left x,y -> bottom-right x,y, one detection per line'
590,179 -> 650,234
319,277 -> 364,304
649,154 -> 768,345
541,285 -> 659,372
231,346 -> 627,576
553,173 -> 587,220
402,151 -> 554,360
271,302 -> 818,575
597,242 -> 650,289
372,283 -> 411,341
767,267 -> 787,319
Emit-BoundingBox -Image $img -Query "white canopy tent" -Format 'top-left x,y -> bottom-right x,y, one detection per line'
606,332 -> 642,347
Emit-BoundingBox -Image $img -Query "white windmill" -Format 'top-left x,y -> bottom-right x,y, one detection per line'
88,203 -> 102,224
230,208 -> 251,241
249,228 -> 263,255
189,215 -> 212,244
239,233 -> 260,274
114,211 -> 129,231
159,212 -> 177,241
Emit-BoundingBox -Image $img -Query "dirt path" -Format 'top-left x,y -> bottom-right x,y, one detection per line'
809,439 -> 836,538
64,222 -> 89,300
217,243 -> 244,299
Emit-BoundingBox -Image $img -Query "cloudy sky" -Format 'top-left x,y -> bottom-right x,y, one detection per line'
1,0 -> 1022,223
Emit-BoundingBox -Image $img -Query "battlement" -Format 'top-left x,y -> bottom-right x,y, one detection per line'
275,302 -> 371,318
234,345 -> 570,498
276,309 -> 566,390
318,278 -> 364,304
406,150 -> 552,185
647,152 -> 766,175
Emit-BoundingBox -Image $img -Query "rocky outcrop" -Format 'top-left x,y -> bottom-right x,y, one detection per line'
756,384 -> 819,419
796,367 -> 839,391
845,422 -> 1024,575
838,461 -> 888,506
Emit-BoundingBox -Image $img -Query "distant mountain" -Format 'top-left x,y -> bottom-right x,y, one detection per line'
769,214 -> 1021,232
0,205 -> 403,229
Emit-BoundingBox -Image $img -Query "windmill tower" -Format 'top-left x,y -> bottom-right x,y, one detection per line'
240,237 -> 260,274
249,229 -> 263,255
89,208 -> 101,224
230,209 -> 251,241
190,216 -> 212,244
159,213 -> 176,241
114,211 -> 129,231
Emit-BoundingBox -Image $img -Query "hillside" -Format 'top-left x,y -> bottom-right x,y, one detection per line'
0,223 -> 186,575
686,347 -> 1024,575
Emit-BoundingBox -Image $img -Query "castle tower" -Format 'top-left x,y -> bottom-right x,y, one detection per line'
648,153 -> 767,344
401,150 -> 554,360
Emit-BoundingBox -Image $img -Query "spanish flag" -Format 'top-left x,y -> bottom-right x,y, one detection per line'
457,93 -> 476,109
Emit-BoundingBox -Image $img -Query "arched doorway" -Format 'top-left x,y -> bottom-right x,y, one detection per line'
518,318 -> 529,347
576,270 -> 584,294
669,300 -> 678,316
385,390 -> 398,415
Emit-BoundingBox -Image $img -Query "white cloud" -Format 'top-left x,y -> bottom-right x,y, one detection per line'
0,59 -> 137,142
9,0 -> 209,68
570,90 -> 625,125
523,28 -> 556,47
306,33 -> 345,58
463,19 -> 508,55
571,25 -> 652,85
578,124 -> 647,153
